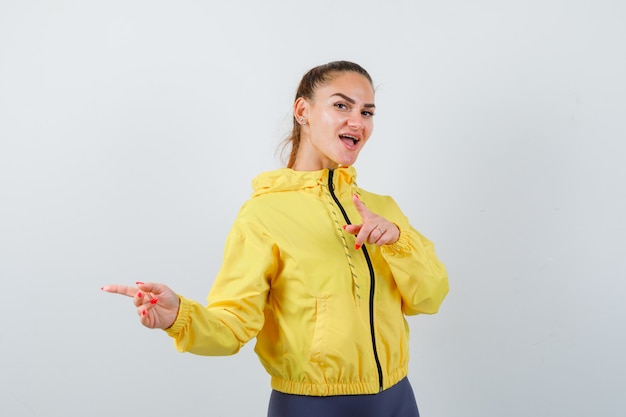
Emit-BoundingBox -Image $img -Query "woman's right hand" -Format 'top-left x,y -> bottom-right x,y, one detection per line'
102,282 -> 180,330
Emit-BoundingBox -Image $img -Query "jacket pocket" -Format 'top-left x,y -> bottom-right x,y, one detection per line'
309,296 -> 328,363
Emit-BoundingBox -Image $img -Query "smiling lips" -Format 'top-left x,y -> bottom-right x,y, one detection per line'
339,134 -> 361,149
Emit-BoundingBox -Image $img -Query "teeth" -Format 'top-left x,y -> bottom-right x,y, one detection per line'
341,134 -> 359,141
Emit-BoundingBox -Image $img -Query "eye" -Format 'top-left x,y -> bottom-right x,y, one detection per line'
361,110 -> 375,118
334,102 -> 349,111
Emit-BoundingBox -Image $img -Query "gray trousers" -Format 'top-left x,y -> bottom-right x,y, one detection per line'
267,377 -> 420,417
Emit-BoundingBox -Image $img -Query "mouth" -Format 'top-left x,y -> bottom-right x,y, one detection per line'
339,134 -> 360,147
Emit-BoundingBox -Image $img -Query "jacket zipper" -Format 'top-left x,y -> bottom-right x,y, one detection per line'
327,169 -> 384,393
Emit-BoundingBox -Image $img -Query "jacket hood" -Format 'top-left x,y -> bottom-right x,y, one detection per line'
251,166 -> 357,197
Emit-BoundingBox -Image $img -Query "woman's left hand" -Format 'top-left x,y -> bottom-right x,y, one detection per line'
343,194 -> 400,249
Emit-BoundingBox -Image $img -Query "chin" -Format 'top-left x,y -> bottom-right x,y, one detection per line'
338,155 -> 359,167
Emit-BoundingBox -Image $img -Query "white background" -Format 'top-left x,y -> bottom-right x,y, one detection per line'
1,1 -> 625,416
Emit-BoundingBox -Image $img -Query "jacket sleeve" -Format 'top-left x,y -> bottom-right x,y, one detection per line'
165,207 -> 277,355
379,199 -> 449,316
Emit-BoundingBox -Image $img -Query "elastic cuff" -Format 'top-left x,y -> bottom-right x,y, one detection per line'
381,224 -> 411,256
165,295 -> 189,336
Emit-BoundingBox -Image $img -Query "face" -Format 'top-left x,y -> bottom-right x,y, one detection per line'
293,72 -> 375,171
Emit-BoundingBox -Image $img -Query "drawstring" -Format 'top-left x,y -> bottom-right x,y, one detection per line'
319,174 -> 361,305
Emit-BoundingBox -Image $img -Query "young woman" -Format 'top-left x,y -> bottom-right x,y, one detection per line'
103,61 -> 449,417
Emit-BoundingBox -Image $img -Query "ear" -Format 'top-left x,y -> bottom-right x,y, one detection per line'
293,97 -> 309,122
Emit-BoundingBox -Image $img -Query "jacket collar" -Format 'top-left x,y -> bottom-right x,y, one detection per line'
252,166 -> 357,197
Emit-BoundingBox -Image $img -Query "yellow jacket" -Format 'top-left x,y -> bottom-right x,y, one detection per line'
166,167 -> 448,396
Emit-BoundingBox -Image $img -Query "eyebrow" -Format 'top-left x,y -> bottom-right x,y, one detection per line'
331,92 -> 376,108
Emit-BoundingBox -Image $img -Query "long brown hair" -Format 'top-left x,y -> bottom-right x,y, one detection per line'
281,61 -> 374,168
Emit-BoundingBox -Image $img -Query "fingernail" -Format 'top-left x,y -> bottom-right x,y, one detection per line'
142,310 -> 147,316
342,225 -> 347,230
150,298 -> 158,305
355,244 -> 361,250
354,194 -> 360,199
137,292 -> 143,298
136,281 -> 144,285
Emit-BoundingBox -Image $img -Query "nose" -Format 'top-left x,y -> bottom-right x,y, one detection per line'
347,112 -> 362,130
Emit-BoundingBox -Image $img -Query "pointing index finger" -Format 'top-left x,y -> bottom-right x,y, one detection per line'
352,194 -> 370,218
101,284 -> 138,298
